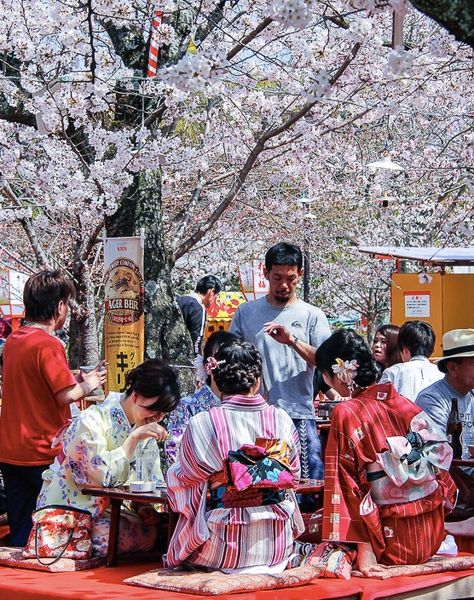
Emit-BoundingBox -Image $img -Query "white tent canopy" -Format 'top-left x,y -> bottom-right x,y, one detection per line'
358,246 -> 474,266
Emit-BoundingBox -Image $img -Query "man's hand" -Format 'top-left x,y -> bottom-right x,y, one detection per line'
263,322 -> 294,346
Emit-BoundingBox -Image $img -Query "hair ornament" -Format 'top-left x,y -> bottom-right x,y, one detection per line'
204,356 -> 226,375
332,358 -> 359,395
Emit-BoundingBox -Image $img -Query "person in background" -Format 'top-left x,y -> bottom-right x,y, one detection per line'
372,324 -> 401,373
0,270 -> 106,546
165,340 -> 304,572
316,329 -> 456,574
37,359 -> 179,556
231,242 -> 331,480
416,329 -> 474,519
165,330 -> 237,466
379,320 -> 442,401
177,275 -> 222,356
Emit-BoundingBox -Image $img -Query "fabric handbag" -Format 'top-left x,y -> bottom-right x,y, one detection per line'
227,437 -> 295,491
23,505 -> 92,565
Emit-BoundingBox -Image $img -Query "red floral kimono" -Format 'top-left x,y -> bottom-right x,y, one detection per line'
323,383 -> 457,565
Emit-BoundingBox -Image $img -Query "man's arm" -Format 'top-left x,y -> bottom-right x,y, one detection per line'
263,322 -> 317,366
55,368 -> 106,406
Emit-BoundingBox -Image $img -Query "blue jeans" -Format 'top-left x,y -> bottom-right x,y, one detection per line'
292,418 -> 324,480
0,462 -> 49,546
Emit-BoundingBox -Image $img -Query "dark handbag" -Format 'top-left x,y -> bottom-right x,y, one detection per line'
22,505 -> 92,565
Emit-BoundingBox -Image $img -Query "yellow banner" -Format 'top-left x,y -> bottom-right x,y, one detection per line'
104,236 -> 144,392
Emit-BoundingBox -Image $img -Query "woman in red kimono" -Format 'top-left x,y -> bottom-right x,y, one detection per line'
316,329 -> 456,575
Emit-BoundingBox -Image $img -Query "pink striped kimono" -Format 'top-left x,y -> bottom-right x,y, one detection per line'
164,394 -> 304,570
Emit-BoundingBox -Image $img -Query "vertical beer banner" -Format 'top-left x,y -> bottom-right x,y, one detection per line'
104,236 -> 145,392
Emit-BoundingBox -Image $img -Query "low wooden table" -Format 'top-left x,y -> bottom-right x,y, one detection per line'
82,479 -> 325,567
81,485 -> 168,567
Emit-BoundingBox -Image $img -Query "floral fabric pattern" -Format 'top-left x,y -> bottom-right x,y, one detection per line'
36,395 -> 162,556
165,385 -> 219,466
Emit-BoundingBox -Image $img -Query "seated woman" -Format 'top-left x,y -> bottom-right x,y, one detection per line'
165,330 -> 237,466
165,340 -> 304,573
372,324 -> 401,373
36,359 -> 179,557
316,329 -> 456,575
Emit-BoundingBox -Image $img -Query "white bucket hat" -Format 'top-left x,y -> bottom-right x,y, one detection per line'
433,328 -> 474,364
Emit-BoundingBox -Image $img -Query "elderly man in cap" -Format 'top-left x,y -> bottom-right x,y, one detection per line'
416,329 -> 474,519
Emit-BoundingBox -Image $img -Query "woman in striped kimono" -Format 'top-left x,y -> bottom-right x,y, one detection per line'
316,329 -> 456,576
165,340 -> 304,572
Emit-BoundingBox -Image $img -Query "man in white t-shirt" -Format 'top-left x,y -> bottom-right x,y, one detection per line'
379,320 -> 442,401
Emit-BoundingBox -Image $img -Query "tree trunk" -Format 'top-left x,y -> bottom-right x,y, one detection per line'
106,170 -> 195,395
68,261 -> 100,368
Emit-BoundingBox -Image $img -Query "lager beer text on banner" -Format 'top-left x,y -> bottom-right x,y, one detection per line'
104,237 -> 145,393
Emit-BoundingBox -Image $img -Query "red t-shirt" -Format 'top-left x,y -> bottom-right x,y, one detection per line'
0,326 -> 76,466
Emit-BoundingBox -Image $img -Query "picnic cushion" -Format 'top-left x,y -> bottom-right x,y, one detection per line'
124,564 -> 321,595
0,546 -> 105,572
352,554 -> 474,579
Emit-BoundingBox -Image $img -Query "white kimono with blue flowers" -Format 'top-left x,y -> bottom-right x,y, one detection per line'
37,395 -> 162,556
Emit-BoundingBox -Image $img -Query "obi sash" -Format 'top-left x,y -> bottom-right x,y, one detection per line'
364,411 -> 453,505
207,437 -> 294,509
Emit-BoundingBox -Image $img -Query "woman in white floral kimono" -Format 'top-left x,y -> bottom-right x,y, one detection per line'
37,359 -> 179,556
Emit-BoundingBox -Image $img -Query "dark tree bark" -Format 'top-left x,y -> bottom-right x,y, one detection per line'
408,0 -> 474,48
106,170 -> 195,393
68,261 -> 100,368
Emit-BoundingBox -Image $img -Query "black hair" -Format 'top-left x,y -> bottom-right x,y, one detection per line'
265,242 -> 303,271
398,320 -> 435,358
203,330 -> 238,386
373,324 -> 401,368
316,328 -> 379,388
24,270 -> 76,322
212,340 -> 262,395
125,359 -> 180,413
195,275 -> 222,295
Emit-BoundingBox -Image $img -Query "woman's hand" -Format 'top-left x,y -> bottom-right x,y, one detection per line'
356,543 -> 389,576
132,422 -> 168,443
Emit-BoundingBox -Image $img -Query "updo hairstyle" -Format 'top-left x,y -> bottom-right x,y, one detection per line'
316,329 -> 379,388
203,330 -> 238,386
212,340 -> 262,395
125,359 -> 180,413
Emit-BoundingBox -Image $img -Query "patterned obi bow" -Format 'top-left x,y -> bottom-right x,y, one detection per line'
375,411 -> 453,487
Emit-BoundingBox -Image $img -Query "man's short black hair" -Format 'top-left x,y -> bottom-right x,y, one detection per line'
195,275 -> 222,295
265,242 -> 303,271
398,320 -> 436,358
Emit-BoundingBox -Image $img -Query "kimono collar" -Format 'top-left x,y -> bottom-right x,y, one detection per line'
353,382 -> 395,402
220,393 -> 268,411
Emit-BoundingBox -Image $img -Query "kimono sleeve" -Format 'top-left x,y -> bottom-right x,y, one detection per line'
63,408 -> 130,487
322,406 -> 370,544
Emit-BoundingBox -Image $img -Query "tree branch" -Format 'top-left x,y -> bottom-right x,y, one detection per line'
173,42 -> 362,259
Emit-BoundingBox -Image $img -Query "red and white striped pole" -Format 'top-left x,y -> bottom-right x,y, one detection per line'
147,9 -> 163,78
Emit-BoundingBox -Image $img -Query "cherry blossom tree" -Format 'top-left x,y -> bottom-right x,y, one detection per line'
0,0 -> 472,367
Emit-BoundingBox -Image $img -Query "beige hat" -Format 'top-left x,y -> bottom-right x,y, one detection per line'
433,328 -> 474,363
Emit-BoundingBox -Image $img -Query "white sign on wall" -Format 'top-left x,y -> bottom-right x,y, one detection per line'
404,291 -> 430,318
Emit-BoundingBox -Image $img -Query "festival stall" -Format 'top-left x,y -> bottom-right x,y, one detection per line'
358,246 -> 474,356
205,291 -> 246,339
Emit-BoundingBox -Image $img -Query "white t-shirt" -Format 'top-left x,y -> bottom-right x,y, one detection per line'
379,356 -> 443,401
